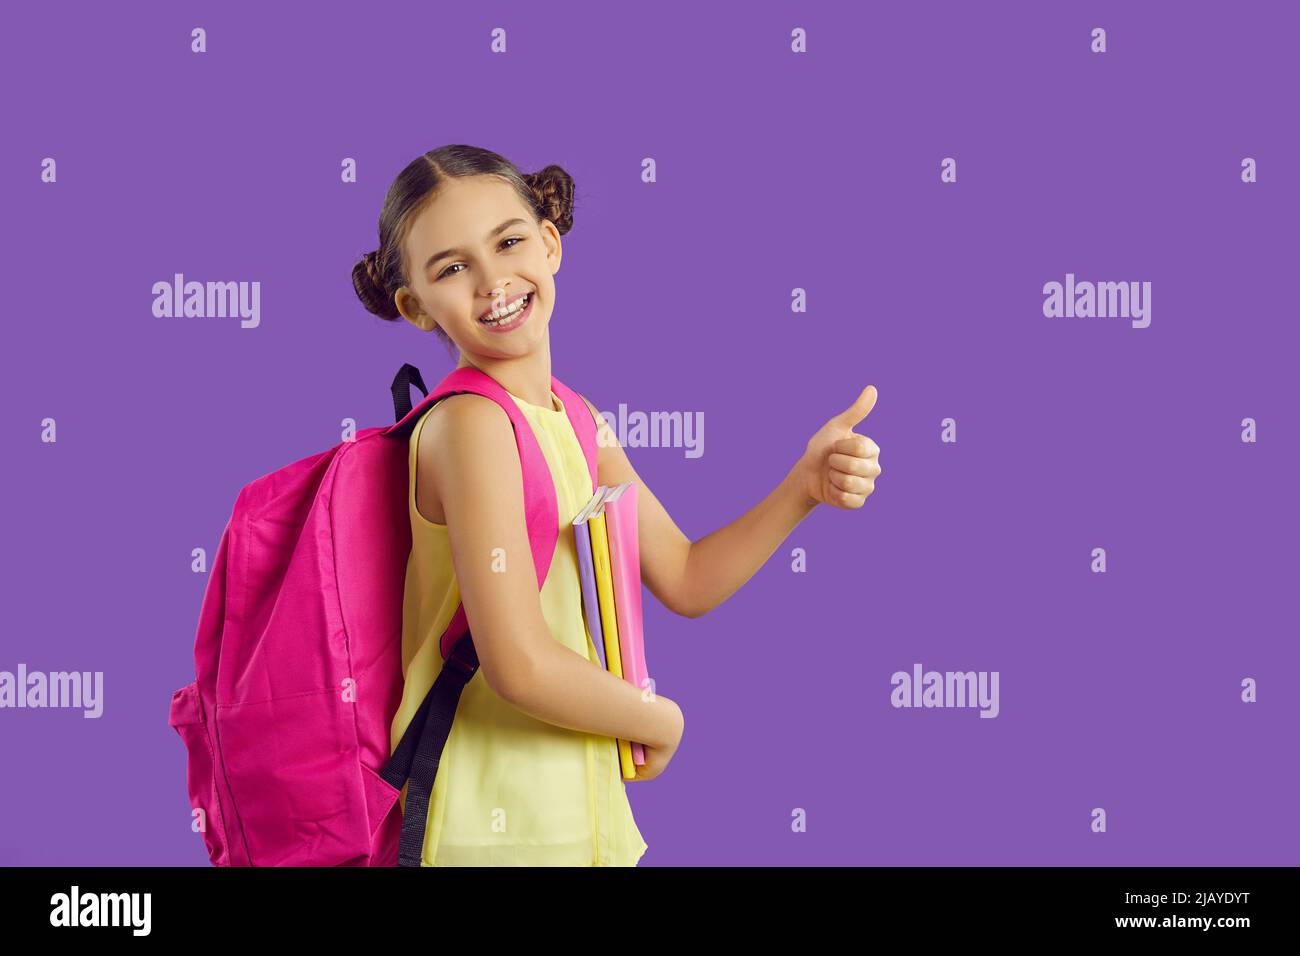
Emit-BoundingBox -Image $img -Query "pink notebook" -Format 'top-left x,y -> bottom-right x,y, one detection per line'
601,482 -> 650,765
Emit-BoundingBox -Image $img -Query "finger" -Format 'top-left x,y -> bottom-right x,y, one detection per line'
830,486 -> 868,509
828,452 -> 881,478
832,385 -> 877,431
833,434 -> 879,458
829,470 -> 874,496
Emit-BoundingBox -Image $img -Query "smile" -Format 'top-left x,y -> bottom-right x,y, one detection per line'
478,292 -> 533,332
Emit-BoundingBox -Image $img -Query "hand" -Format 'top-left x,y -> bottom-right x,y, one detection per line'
630,697 -> 683,782
793,385 -> 882,510
631,740 -> 678,782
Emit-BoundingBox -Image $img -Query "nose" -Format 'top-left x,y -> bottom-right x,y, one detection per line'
481,279 -> 512,308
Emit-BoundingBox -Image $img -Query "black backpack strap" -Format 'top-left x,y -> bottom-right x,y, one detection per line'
391,363 -> 429,423
379,631 -> 480,868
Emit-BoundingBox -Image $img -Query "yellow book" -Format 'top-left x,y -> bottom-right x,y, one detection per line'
589,505 -> 637,780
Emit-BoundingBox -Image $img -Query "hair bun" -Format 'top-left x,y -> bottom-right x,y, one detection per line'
351,250 -> 400,321
526,165 -> 575,236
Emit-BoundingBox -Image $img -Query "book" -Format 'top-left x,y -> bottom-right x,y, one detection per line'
600,482 -> 650,768
572,489 -> 608,672
575,487 -> 636,779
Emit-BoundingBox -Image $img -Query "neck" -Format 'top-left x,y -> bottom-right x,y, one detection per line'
456,335 -> 553,409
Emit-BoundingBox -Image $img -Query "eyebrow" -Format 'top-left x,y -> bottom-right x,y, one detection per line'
424,218 -> 529,272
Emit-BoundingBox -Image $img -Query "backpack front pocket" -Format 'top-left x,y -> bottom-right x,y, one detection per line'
214,686 -> 370,867
168,681 -> 231,865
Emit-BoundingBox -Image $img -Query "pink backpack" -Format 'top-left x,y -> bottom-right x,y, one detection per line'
167,363 -> 600,866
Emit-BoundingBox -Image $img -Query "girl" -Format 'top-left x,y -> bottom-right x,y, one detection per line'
351,144 -> 882,866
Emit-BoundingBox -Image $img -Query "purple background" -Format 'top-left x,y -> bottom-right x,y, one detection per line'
1,1 -> 1296,866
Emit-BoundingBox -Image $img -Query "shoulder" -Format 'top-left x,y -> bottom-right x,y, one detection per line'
574,391 -> 611,431
417,392 -> 515,463
573,393 -> 629,481
424,391 -> 511,431
575,393 -> 612,446
578,393 -> 600,421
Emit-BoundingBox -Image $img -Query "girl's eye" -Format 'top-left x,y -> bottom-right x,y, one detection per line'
436,236 -> 525,280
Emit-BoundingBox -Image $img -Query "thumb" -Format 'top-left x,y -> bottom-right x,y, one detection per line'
833,385 -> 877,430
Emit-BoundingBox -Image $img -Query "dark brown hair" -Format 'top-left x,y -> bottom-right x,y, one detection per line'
352,144 -> 575,348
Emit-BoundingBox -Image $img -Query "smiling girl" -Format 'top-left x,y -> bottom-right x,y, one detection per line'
351,144 -> 882,866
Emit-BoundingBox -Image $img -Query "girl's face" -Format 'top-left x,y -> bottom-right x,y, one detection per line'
396,176 -> 561,359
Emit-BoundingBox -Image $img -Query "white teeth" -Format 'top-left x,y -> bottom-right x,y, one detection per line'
482,294 -> 529,324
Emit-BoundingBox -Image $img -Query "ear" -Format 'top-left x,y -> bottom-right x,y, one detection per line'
395,287 -> 436,333
539,220 -> 563,271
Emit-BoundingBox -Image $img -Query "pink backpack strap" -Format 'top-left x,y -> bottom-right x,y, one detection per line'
384,366 -> 599,660
550,375 -> 599,490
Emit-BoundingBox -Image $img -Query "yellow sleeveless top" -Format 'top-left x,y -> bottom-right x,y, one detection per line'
388,386 -> 648,867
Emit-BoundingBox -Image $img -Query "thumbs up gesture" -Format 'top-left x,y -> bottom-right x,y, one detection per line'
794,386 -> 882,510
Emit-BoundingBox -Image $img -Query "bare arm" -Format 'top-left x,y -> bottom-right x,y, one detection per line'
581,396 -> 818,620
424,394 -> 682,748
680,467 -> 817,618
